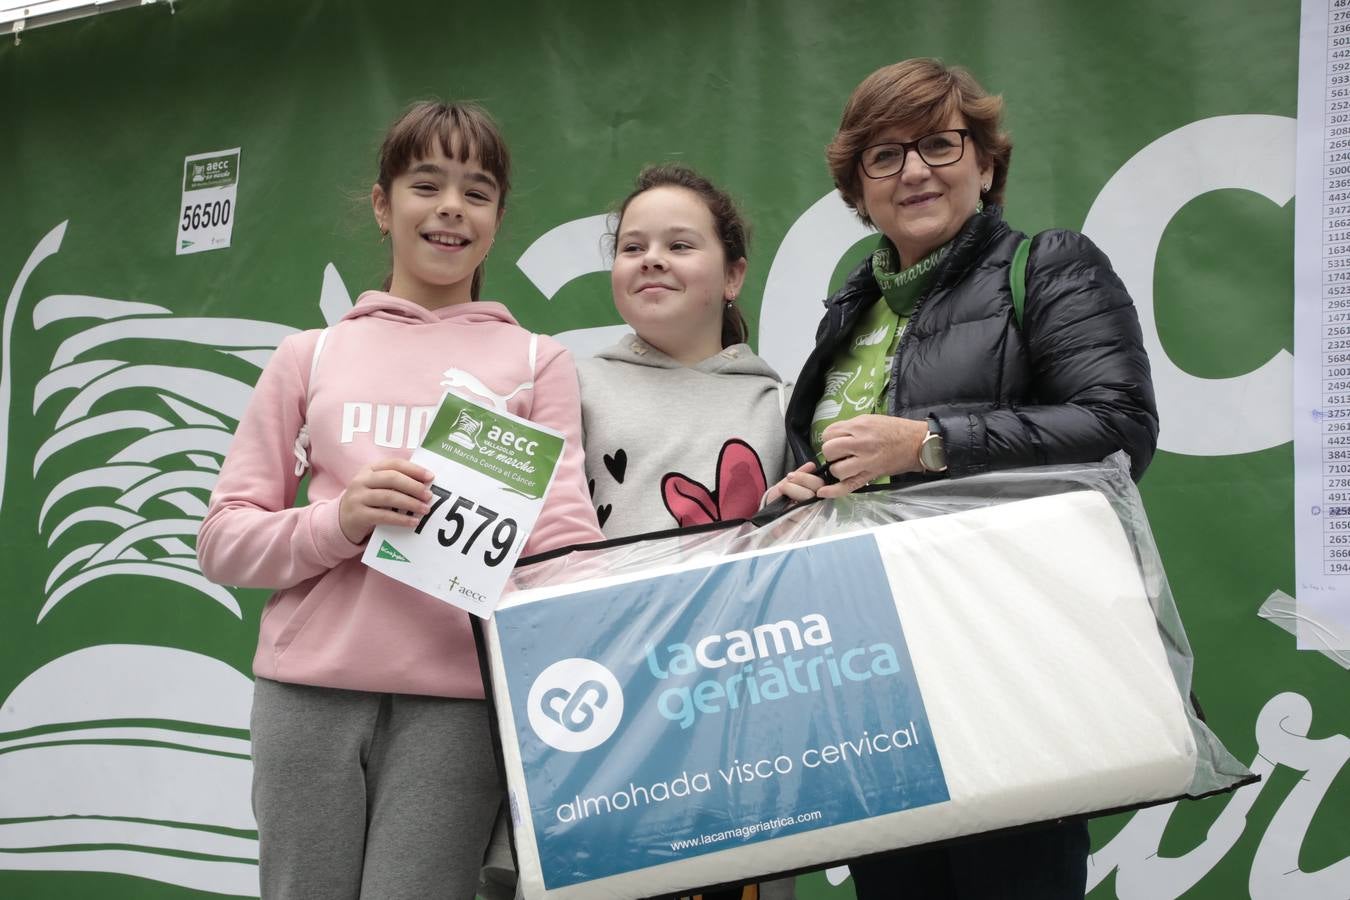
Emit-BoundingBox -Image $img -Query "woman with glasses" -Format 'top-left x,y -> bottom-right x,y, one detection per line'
770,57 -> 1157,499
767,59 -> 1158,898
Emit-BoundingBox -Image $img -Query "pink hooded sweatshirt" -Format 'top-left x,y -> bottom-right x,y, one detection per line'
198,292 -> 602,698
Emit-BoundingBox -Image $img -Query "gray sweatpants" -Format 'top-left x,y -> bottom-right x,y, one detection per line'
250,677 -> 503,900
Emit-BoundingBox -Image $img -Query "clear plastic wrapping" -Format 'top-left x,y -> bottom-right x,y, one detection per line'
482,456 -> 1254,899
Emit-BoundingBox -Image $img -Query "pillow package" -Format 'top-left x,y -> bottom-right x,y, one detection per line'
482,458 -> 1254,900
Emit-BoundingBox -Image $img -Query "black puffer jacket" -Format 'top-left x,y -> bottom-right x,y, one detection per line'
785,206 -> 1159,480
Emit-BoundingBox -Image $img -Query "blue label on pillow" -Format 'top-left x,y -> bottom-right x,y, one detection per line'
495,533 -> 948,888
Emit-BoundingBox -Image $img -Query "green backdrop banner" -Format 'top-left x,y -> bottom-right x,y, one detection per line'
1,1 -> 1344,898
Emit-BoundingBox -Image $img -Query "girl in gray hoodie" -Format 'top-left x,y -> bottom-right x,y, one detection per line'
576,166 -> 794,900
577,165 -> 791,541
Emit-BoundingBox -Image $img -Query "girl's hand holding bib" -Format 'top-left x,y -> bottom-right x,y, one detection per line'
338,458 -> 434,543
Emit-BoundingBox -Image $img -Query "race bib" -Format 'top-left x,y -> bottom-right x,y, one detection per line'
363,392 -> 564,617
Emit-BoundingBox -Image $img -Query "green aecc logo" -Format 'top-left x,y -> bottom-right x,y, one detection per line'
481,424 -> 541,457
183,153 -> 238,191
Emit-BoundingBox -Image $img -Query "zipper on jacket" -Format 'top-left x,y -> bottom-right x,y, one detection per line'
885,212 -> 1006,414
887,285 -> 935,415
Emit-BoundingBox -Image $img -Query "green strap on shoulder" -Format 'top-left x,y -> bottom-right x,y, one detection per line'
1010,236 -> 1031,328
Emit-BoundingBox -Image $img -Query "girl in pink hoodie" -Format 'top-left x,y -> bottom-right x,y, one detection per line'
198,102 -> 601,899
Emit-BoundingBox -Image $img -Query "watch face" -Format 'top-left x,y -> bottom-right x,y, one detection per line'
921,435 -> 947,471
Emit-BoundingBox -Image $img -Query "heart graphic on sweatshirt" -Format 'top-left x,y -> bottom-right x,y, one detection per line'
603,449 -> 627,484
660,439 -> 767,528
596,504 -> 612,529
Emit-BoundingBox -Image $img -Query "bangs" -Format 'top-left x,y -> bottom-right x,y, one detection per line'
378,102 -> 512,201
869,87 -> 962,145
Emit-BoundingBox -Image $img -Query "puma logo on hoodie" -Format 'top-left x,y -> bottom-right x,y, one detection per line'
339,402 -> 438,448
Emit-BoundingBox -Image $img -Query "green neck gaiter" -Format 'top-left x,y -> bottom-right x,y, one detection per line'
870,236 -> 948,316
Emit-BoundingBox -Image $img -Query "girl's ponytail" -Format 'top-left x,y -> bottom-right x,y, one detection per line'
721,301 -> 749,348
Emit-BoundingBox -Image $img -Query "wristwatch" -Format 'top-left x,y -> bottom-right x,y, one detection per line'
919,423 -> 948,473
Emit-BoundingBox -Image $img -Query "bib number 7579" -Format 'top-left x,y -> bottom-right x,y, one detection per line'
414,484 -> 519,567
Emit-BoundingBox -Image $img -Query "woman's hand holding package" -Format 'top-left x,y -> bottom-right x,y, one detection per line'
817,415 -> 928,498
338,459 -> 434,543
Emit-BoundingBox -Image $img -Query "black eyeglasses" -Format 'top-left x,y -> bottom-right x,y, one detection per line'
860,129 -> 970,179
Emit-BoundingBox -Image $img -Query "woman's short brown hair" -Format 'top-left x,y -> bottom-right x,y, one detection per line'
826,59 -> 1013,226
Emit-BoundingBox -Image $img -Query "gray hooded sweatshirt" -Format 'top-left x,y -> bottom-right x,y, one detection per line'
576,334 -> 791,538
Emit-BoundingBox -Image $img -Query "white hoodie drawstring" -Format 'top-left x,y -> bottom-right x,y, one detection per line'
293,328 -> 330,477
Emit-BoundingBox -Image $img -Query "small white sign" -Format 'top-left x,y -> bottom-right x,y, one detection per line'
362,391 -> 566,618
176,148 -> 241,255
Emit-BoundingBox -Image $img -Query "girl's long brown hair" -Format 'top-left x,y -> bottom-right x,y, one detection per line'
376,101 -> 512,300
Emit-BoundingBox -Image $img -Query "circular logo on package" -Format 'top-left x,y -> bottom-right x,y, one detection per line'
526,657 -> 624,753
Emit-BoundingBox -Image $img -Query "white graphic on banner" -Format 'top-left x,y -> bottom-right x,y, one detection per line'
0,220 -> 354,895
0,645 -> 257,894
516,213 -> 630,358
1087,691 -> 1348,899
758,191 -> 873,381
4,225 -> 341,622
1083,114 -> 1296,456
